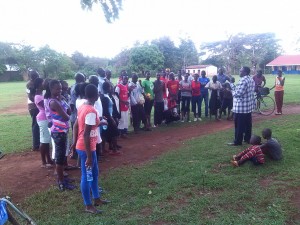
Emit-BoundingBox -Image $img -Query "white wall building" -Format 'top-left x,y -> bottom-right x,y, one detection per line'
185,65 -> 217,77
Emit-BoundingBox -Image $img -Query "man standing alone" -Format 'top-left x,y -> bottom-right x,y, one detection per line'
228,66 -> 255,146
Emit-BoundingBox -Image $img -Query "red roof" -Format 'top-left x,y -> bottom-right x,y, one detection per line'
266,55 -> 300,66
186,65 -> 213,69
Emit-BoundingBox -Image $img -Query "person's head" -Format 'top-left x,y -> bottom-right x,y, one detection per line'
218,68 -> 224,75
132,73 -> 138,83
29,70 -> 39,81
230,77 -> 235,83
177,72 -> 182,81
122,75 -> 128,85
257,70 -> 263,77
102,81 -> 111,94
49,79 -> 62,98
121,70 -> 127,76
212,75 -> 217,82
277,70 -> 283,77
60,80 -> 68,93
250,135 -> 262,145
79,82 -> 89,99
162,71 -> 166,78
240,66 -> 251,77
74,72 -> 85,83
145,71 -> 151,80
194,73 -> 199,81
184,73 -> 189,81
156,72 -> 161,80
168,72 -> 174,80
89,75 -> 99,88
262,128 -> 272,139
34,77 -> 44,91
85,84 -> 99,103
97,68 -> 106,78
201,70 -> 206,78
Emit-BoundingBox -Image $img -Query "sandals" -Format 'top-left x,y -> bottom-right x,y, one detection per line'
94,199 -> 111,206
84,208 -> 103,214
41,164 -> 53,168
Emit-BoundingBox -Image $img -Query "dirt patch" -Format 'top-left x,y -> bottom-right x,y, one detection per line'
0,97 -> 28,115
289,187 -> 300,223
0,104 -> 299,205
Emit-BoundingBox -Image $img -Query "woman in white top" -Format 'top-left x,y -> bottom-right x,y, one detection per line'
205,75 -> 222,120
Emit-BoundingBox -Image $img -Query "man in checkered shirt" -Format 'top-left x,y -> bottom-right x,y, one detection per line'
228,66 -> 255,146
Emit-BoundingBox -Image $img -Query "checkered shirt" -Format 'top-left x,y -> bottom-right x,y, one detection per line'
231,75 -> 255,114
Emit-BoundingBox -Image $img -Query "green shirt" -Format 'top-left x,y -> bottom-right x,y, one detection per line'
142,79 -> 154,99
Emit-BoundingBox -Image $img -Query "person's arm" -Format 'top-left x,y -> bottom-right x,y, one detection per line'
205,82 -> 210,89
49,100 -> 69,121
262,76 -> 266,87
84,124 -> 93,168
231,79 -> 247,98
280,77 -> 285,86
70,119 -> 78,157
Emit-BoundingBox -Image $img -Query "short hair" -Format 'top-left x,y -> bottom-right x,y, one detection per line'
89,75 -> 99,87
243,66 -> 251,75
34,77 -> 43,90
85,84 -> 98,99
102,81 -> 111,93
251,135 -> 261,145
97,68 -> 105,77
79,82 -> 89,98
262,128 -> 272,138
75,72 -> 85,83
49,79 -> 60,90
29,70 -> 39,80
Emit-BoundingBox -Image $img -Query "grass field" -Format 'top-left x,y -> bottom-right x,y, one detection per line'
20,114 -> 300,224
0,75 -> 299,154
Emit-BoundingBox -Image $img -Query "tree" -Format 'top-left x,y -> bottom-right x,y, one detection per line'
178,38 -> 198,70
71,51 -> 88,71
151,37 -> 181,71
129,44 -> 164,75
111,48 -> 131,76
80,0 -> 123,23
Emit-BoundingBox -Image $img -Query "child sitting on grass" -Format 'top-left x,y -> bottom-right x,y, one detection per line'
231,135 -> 265,167
260,128 -> 283,160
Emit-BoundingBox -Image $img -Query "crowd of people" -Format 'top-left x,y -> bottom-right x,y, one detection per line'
25,66 -> 284,213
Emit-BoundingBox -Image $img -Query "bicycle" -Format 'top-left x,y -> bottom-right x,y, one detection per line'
255,87 -> 275,116
0,196 -> 36,225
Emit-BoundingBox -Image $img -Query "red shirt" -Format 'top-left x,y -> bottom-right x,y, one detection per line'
76,105 -> 100,151
191,81 -> 201,96
167,80 -> 179,97
117,83 -> 129,111
160,77 -> 168,98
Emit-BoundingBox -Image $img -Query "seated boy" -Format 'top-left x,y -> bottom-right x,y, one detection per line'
231,135 -> 265,167
260,128 -> 283,160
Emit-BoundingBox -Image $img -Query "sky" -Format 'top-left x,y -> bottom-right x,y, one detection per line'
1,0 -> 300,59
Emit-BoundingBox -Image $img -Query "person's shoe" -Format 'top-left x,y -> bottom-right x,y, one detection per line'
188,120 -> 191,123
63,181 -> 76,190
109,151 -> 121,156
198,117 -> 202,121
193,118 -> 198,122
58,182 -> 65,191
275,112 -> 280,115
231,160 -> 239,167
85,207 -> 103,214
227,142 -> 241,146
232,155 -> 237,161
94,198 -> 111,206
181,120 -> 184,122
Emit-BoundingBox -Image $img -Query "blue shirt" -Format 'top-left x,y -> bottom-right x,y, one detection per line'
198,77 -> 210,95
217,74 -> 230,85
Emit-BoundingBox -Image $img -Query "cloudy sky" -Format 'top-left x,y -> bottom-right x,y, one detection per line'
1,0 -> 299,58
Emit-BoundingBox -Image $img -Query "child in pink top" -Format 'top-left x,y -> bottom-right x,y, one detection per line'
33,78 -> 53,168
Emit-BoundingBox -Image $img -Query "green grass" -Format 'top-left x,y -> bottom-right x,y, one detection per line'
20,114 -> 300,224
0,114 -> 31,153
0,81 -> 27,110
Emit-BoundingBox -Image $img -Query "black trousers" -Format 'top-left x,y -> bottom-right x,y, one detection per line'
131,104 -> 146,130
154,101 -> 164,125
234,113 -> 252,145
29,108 -> 40,149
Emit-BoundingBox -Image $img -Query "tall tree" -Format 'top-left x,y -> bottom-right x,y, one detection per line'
129,44 -> 164,75
151,37 -> 181,71
178,38 -> 199,70
80,0 -> 123,23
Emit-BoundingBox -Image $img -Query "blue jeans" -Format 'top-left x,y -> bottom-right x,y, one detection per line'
200,92 -> 209,117
191,95 -> 201,117
77,150 -> 100,206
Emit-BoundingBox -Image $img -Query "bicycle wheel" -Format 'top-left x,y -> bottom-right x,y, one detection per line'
258,96 -> 275,115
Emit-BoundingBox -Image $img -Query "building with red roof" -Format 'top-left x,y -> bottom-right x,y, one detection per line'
185,65 -> 217,76
266,55 -> 300,74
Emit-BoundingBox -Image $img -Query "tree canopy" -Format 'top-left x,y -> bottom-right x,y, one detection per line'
80,0 -> 123,23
